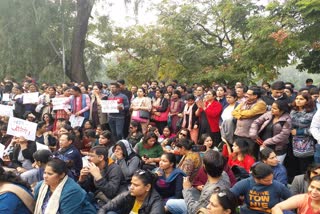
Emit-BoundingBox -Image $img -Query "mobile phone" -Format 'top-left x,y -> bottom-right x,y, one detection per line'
192,145 -> 207,152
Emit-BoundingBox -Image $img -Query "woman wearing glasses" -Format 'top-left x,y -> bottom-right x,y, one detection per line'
272,175 -> 320,214
98,169 -> 165,214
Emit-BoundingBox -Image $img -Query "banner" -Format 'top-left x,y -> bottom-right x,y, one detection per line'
69,114 -> 85,128
101,100 -> 119,113
23,92 -> 39,104
7,117 -> 37,141
0,104 -> 14,117
52,97 -> 70,110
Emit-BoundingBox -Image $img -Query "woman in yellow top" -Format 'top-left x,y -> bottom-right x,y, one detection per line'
98,169 -> 165,214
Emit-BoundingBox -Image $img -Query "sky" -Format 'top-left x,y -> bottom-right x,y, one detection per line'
93,0 -> 276,27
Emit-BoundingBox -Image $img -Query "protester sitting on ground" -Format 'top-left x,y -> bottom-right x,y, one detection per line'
134,131 -> 163,170
161,127 -> 190,154
112,139 -> 141,185
259,147 -> 287,186
34,158 -> 96,213
198,189 -> 237,214
97,169 -> 165,214
35,121 -> 56,147
166,150 -> 230,214
198,133 -> 219,157
175,138 -> 202,183
227,138 -> 255,173
21,149 -> 52,185
157,126 -> 175,144
126,120 -> 144,147
290,163 -> 320,195
154,153 -> 185,205
0,165 -> 35,214
78,146 -> 126,208
230,162 -> 291,214
54,133 -> 82,180
8,136 -> 37,174
272,175 -> 320,214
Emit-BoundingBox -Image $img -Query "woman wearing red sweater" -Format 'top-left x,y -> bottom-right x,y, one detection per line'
196,89 -> 223,146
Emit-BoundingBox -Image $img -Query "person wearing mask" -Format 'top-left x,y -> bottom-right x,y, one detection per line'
97,169 -> 165,214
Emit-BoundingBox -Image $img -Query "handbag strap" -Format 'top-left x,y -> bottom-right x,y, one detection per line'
0,182 -> 35,213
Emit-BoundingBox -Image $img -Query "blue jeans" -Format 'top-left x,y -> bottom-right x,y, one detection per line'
314,144 -> 320,163
108,117 -> 125,141
166,199 -> 188,214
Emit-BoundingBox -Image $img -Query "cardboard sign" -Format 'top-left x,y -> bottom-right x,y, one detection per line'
7,117 -> 37,141
2,93 -> 10,102
23,92 -> 39,104
0,104 -> 14,117
69,114 -> 85,128
52,97 -> 70,110
101,100 -> 119,113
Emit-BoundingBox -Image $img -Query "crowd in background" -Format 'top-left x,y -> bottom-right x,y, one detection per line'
1,74 -> 320,213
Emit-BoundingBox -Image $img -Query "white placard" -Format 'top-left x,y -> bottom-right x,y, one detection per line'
0,144 -> 5,159
7,117 -> 37,141
23,92 -> 39,104
101,100 -> 119,113
0,104 -> 14,117
2,93 -> 10,102
69,114 -> 85,128
52,97 -> 70,110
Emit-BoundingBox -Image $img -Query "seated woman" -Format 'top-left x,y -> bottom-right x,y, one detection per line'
34,158 -> 96,213
8,136 -> 37,174
158,126 -> 175,144
260,147 -> 287,186
154,153 -> 185,204
249,100 -> 291,164
175,138 -> 202,183
227,138 -> 255,173
231,162 -> 291,214
21,149 -> 52,185
98,169 -> 165,214
112,139 -> 141,185
134,132 -> 163,170
272,175 -> 320,214
290,163 -> 320,195
126,121 -> 144,147
0,166 -> 35,214
204,189 -> 237,214
198,133 -> 219,157
161,128 -> 190,154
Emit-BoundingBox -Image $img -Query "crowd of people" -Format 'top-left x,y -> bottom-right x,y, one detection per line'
1,75 -> 320,213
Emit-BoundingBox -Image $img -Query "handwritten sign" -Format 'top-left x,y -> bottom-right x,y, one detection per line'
23,92 -> 39,104
7,117 -> 37,141
69,114 -> 85,128
2,93 -> 10,102
101,100 -> 119,113
0,104 -> 14,117
52,97 -> 70,110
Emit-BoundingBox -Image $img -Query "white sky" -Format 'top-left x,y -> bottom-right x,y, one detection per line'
93,0 -> 277,27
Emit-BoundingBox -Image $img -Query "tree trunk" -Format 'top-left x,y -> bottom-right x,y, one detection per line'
68,0 -> 94,84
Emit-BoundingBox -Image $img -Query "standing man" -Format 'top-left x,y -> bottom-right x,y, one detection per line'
117,79 -> 132,138
232,86 -> 267,158
261,81 -> 290,111
107,82 -> 129,141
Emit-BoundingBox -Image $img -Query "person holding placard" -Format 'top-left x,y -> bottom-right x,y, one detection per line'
64,86 -> 90,120
90,83 -> 107,128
